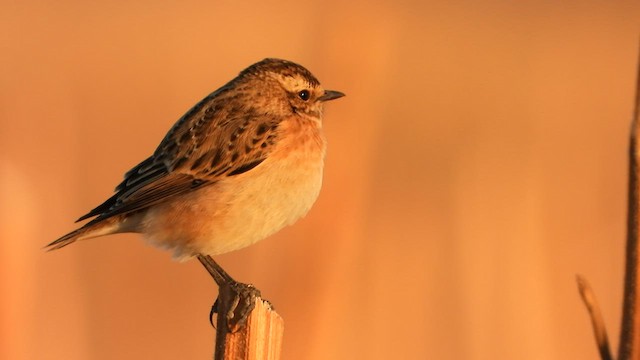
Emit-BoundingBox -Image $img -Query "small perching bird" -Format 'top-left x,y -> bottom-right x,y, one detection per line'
47,58 -> 344,328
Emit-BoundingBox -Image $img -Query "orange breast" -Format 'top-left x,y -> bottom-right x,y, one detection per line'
142,116 -> 327,260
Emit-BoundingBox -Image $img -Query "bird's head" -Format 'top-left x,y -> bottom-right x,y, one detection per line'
238,58 -> 344,119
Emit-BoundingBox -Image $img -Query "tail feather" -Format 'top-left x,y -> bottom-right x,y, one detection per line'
46,228 -> 87,250
46,218 -> 120,251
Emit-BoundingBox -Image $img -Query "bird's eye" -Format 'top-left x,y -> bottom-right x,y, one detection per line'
298,90 -> 310,101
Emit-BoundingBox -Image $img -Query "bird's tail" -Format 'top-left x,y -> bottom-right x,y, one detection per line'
46,218 -> 120,251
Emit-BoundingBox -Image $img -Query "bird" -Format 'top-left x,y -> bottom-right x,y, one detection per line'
47,58 -> 344,329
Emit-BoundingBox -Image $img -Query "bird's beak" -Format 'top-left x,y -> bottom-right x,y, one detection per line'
318,90 -> 345,102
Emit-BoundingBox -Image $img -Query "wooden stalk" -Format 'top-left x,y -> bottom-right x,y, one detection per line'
579,40 -> 640,360
212,288 -> 284,360
618,38 -> 640,360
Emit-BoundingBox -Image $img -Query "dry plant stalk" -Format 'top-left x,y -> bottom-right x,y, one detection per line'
212,291 -> 284,360
619,38 -> 640,360
579,40 -> 640,360
577,275 -> 614,360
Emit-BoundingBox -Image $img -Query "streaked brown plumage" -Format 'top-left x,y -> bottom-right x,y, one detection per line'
47,58 -> 344,260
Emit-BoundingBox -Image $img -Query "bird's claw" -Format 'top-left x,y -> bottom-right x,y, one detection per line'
208,298 -> 219,327
209,281 -> 262,332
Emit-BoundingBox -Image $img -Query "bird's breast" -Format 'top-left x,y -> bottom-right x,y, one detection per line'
143,117 -> 327,259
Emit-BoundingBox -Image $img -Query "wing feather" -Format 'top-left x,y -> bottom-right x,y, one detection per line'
75,85 -> 282,223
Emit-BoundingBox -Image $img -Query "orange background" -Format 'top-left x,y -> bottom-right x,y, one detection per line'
2,1 -> 640,359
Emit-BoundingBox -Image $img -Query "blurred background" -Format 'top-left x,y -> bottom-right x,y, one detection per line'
1,0 -> 639,359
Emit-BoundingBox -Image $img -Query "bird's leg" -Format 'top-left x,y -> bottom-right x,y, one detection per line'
196,254 -> 261,332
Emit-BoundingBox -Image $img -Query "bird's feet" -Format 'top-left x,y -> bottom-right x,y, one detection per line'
197,254 -> 265,332
210,280 -> 262,332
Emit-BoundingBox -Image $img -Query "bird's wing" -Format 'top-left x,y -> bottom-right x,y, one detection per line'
76,90 -> 282,223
